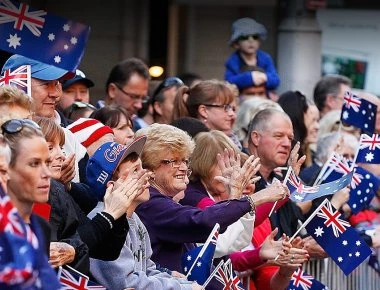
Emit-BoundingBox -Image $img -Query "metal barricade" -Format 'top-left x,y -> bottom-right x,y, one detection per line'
304,256 -> 380,290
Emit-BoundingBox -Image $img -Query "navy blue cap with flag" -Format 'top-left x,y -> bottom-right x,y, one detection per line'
0,0 -> 90,72
86,136 -> 147,201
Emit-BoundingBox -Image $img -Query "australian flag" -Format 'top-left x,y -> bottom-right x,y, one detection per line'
58,265 -> 106,289
316,152 -> 379,214
182,223 -> 219,284
286,168 -> 353,203
0,64 -> 31,96
340,91 -> 377,134
304,199 -> 372,275
347,166 -> 379,214
0,0 -> 90,71
287,268 -> 328,290
355,134 -> 380,164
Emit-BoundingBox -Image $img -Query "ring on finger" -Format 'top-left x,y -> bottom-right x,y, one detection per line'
290,258 -> 294,263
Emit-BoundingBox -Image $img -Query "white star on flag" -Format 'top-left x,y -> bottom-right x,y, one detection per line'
70,37 -> 77,44
63,23 -> 70,31
187,255 -> 191,261
356,240 -> 361,246
342,111 -> 349,119
197,261 -> 202,267
365,152 -> 374,162
48,33 -> 55,41
314,227 -> 324,237
342,240 -> 348,246
7,33 -> 21,49
54,55 -> 61,63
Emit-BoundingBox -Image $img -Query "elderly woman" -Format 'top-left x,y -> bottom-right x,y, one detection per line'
134,123 -> 288,273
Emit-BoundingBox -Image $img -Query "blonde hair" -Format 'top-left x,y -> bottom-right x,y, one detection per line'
0,85 -> 34,114
173,79 -> 238,121
191,130 -> 247,181
318,110 -> 359,138
135,123 -> 195,170
34,117 -> 65,147
234,97 -> 283,141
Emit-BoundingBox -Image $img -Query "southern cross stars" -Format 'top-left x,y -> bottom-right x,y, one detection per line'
314,227 -> 324,237
7,33 -> 21,49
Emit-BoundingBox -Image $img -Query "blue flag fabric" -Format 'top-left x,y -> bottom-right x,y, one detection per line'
340,91 -> 377,134
287,168 -> 353,203
346,166 -> 379,214
356,134 -> 380,164
181,224 -> 219,284
0,183 -> 60,289
287,268 -> 328,290
0,0 -> 90,71
305,199 -> 372,275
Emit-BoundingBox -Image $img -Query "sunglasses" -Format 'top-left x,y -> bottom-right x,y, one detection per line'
238,34 -> 260,41
67,101 -> 96,120
1,119 -> 40,134
151,77 -> 184,103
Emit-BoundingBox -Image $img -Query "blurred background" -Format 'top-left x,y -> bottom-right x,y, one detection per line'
1,0 -> 380,102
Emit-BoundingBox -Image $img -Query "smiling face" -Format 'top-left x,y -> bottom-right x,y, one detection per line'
8,136 -> 51,210
304,105 -> 320,145
47,139 -> 65,179
152,152 -> 190,197
31,78 -> 62,118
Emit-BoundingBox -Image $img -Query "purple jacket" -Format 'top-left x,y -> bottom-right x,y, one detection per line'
135,186 -> 251,272
224,50 -> 280,90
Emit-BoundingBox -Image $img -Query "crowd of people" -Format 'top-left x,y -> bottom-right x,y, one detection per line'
0,16 -> 379,290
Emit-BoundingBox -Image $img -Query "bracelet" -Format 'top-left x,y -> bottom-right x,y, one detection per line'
98,212 -> 113,229
246,195 -> 256,215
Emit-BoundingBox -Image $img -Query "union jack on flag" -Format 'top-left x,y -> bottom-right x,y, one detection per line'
0,0 -> 90,71
343,91 -> 361,112
355,134 -> 380,164
214,262 -> 233,290
223,259 -> 244,290
305,199 -> 372,275
287,268 -> 328,290
58,266 -> 106,290
0,64 -> 31,96
316,152 -> 361,188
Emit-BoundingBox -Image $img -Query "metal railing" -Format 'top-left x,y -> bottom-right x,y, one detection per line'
304,255 -> 380,290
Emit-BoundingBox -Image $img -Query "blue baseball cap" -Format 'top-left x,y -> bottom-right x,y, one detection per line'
1,55 -> 74,81
86,136 -> 147,201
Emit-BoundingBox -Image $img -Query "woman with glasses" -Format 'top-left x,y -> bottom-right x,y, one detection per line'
134,123 -> 288,275
173,79 -> 242,149
1,118 -> 62,289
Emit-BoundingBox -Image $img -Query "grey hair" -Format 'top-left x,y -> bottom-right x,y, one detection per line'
0,135 -> 11,164
315,132 -> 340,163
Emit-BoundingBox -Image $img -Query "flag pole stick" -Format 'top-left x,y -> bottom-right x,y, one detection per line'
268,167 -> 292,217
201,260 -> 224,290
274,199 -> 329,261
185,223 -> 220,278
351,134 -> 363,170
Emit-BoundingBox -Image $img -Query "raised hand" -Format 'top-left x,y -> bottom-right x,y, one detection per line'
59,153 -> 75,186
103,169 -> 152,219
288,142 -> 306,176
259,228 -> 291,261
215,148 -> 261,199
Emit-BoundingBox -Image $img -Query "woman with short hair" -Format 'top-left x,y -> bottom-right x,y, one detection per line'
134,123 -> 288,274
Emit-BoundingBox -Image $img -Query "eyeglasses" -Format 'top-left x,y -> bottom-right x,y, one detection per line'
203,104 -> 236,113
1,119 -> 40,134
238,34 -> 260,41
152,77 -> 184,102
114,83 -> 150,104
161,159 -> 191,176
67,101 -> 97,120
